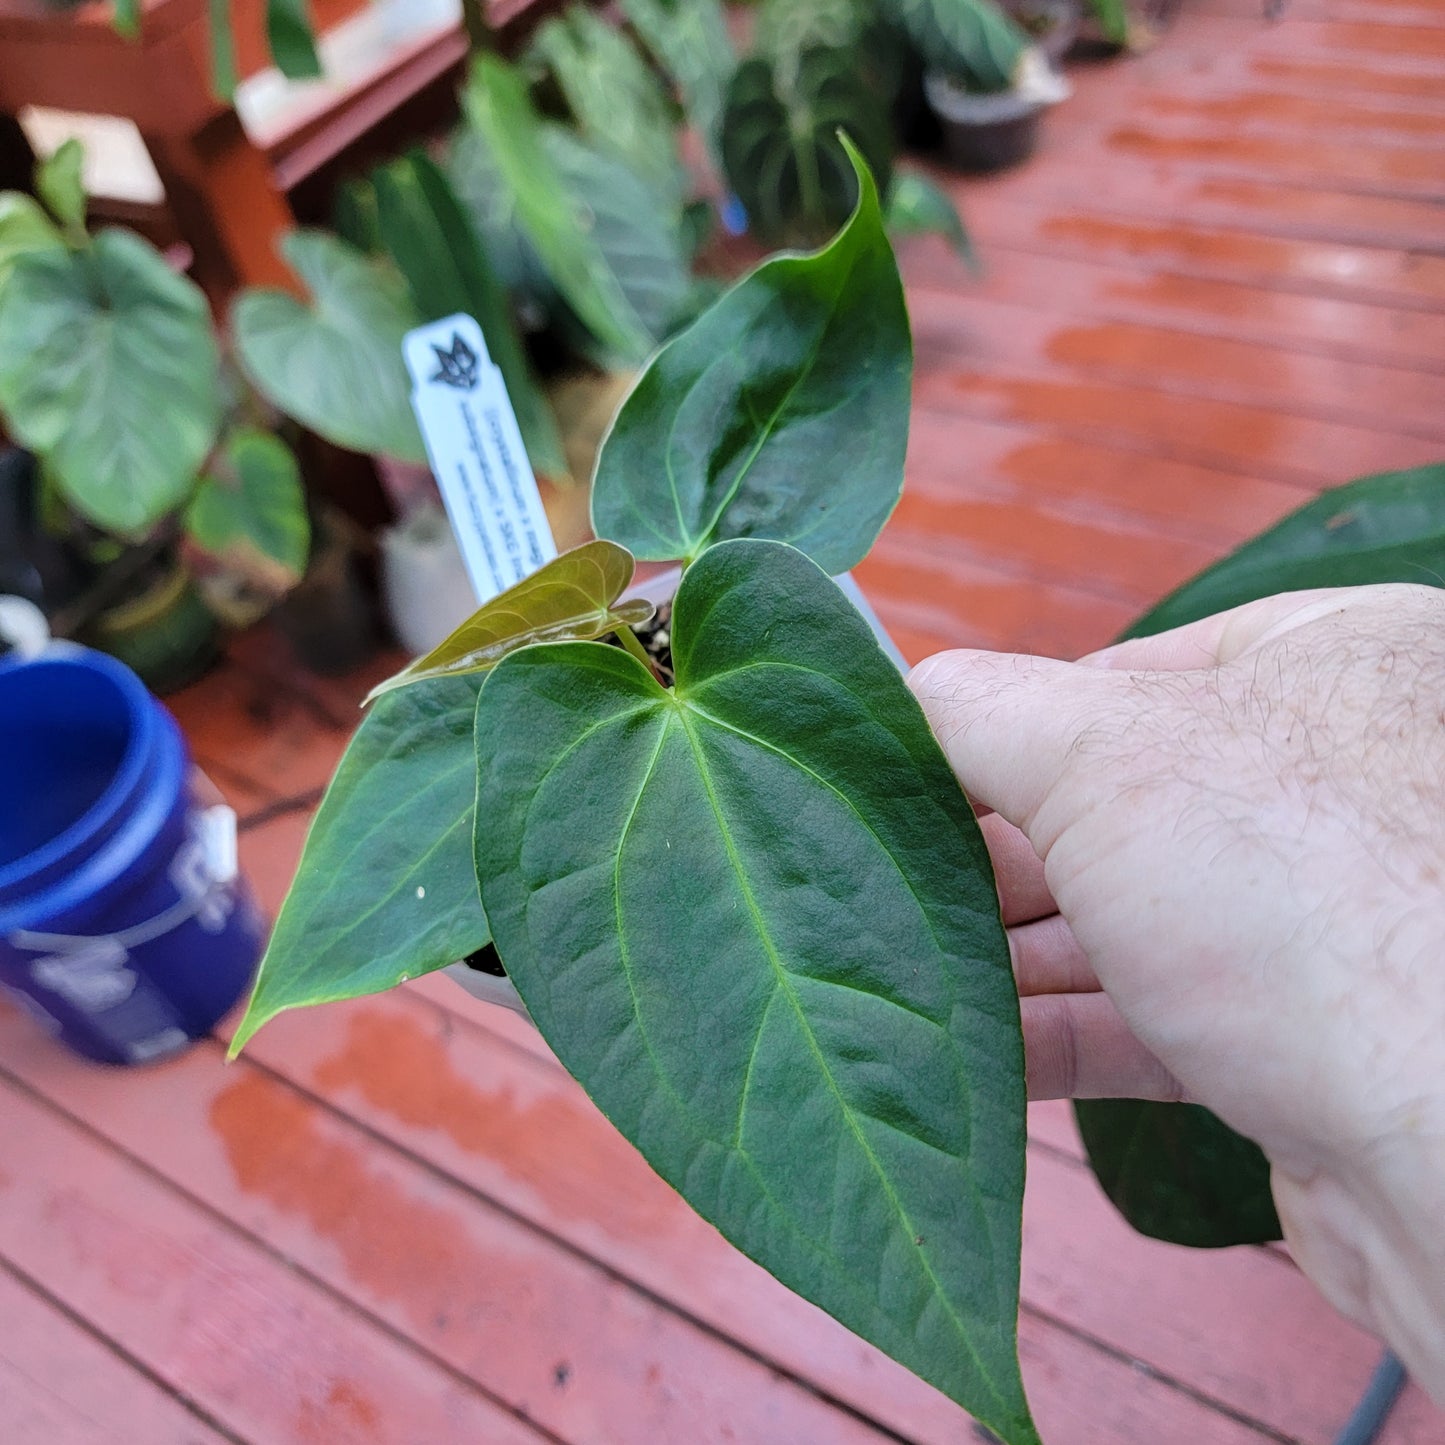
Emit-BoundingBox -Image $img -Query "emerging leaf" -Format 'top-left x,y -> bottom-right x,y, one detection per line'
0,230 -> 221,534
232,230 -> 426,463
366,539 -> 654,704
591,138 -> 911,575
229,674 -> 490,1054
185,427 -> 310,592
475,539 -> 1038,1445
36,138 -> 86,234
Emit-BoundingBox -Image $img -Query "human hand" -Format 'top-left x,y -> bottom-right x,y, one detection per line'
909,585 -> 1445,1395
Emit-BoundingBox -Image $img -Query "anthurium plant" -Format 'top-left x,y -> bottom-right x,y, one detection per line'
234,145 -> 1040,1445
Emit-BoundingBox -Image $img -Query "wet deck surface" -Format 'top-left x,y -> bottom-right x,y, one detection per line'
3,0 -> 1443,1440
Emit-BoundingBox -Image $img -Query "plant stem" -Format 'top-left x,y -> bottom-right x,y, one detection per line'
461,0 -> 493,53
615,620 -> 661,681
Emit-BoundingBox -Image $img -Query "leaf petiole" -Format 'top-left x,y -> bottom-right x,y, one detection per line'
614,617 -> 662,682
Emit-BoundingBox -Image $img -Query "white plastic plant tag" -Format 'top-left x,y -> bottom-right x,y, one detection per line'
403,313 -> 557,605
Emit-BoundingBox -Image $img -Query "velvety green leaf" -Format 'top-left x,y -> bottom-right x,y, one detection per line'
36,139 -> 86,234
887,169 -> 979,270
721,50 -> 895,248
232,229 -> 426,463
185,426 -> 310,590
366,539 -> 654,703
0,230 -> 221,534
267,0 -> 324,79
881,0 -> 1029,90
1077,460 -> 1445,1247
530,5 -> 684,205
620,0 -> 734,165
592,141 -> 910,574
462,55 -> 655,365
0,193 -> 64,289
208,0 -> 238,99
230,674 -> 490,1054
373,149 -> 567,480
755,0 -> 871,83
475,539 -> 1037,1445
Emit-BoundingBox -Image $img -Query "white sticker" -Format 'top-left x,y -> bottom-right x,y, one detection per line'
404,314 -> 557,605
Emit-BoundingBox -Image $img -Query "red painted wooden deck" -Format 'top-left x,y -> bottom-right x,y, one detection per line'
3,1 -> 1443,1439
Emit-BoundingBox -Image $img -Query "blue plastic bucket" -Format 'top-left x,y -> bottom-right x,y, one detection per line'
0,647 -> 264,1064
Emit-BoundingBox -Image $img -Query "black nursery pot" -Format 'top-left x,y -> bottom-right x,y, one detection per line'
924,71 -> 1046,173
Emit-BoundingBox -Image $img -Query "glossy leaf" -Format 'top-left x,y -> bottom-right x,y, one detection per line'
530,5 -> 684,205
36,139 -> 86,234
1077,460 -> 1445,1248
721,49 -> 895,247
887,169 -> 979,270
462,55 -> 655,365
0,230 -> 221,534
366,540 -> 654,704
232,229 -> 426,463
373,150 -> 567,480
267,0 -> 324,79
591,142 -> 910,574
230,674 -> 490,1054
475,540 -> 1037,1445
0,193 -> 64,289
620,0 -> 734,165
881,0 -> 1029,90
185,427 -> 310,591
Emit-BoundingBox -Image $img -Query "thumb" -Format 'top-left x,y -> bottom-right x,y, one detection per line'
908,650 -> 1136,836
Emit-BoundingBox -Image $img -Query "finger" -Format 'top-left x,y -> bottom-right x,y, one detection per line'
1077,588 -> 1366,674
979,811 -> 1056,925
909,650 -> 1124,830
1021,993 -> 1185,1102
1009,914 -> 1100,996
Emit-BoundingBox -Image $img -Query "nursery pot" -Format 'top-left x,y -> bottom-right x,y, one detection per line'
0,647 -> 265,1064
924,52 -> 1070,173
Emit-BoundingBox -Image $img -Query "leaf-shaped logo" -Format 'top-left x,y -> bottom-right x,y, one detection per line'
430,331 -> 482,390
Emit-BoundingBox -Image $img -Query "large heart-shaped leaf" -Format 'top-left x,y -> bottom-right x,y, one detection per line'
529,5 -> 685,206
232,229 -> 426,463
591,141 -> 910,574
620,0 -> 734,166
0,229 -> 221,534
880,0 -> 1029,89
229,673 -> 490,1054
373,150 -> 567,480
366,540 -> 654,704
1076,460 -> 1445,1248
462,55 -> 655,366
721,50 -> 895,248
475,539 -> 1038,1445
184,426 -> 310,591
0,193 -> 64,289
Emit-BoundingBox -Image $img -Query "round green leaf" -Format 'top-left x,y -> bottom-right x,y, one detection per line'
232,229 -> 426,463
0,229 -> 221,534
475,539 -> 1038,1445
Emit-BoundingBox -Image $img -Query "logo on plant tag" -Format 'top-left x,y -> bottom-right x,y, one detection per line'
429,332 -> 482,391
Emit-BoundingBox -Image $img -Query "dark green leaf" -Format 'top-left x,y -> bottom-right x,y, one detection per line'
620,0 -> 734,166
0,230 -> 221,534
185,426 -> 310,589
0,193 -> 64,289
887,169 -> 979,270
881,0 -> 1029,90
36,138 -> 86,234
267,0 -> 324,80
366,539 -> 653,703
721,49 -> 895,247
1077,460 -> 1445,1248
373,149 -> 567,480
592,140 -> 910,574
462,55 -> 655,365
208,0 -> 239,99
530,5 -> 684,205
475,539 -> 1037,1445
229,674 -> 490,1054
332,178 -> 382,255
232,229 -> 426,463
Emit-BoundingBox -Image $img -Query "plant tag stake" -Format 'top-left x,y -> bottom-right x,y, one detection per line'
403,313 -> 557,605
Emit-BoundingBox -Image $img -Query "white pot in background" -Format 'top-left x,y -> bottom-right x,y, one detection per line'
379,503 -> 479,657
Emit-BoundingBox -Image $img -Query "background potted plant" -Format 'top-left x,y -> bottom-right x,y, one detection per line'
0,142 -> 310,692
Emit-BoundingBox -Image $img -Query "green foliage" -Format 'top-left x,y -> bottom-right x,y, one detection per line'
230,673 -> 492,1054
1076,459 -> 1445,1248
185,427 -> 311,591
593,141 -> 910,574
886,169 -> 978,269
232,230 -> 426,463
721,50 -> 894,246
266,0 -> 324,81
1084,0 -> 1131,46
475,540 -> 1037,1445
881,0 -> 1030,90
35,139 -> 86,236
620,0 -> 734,164
0,193 -> 64,289
366,541 -> 654,703
0,230 -> 221,534
373,149 -> 567,480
